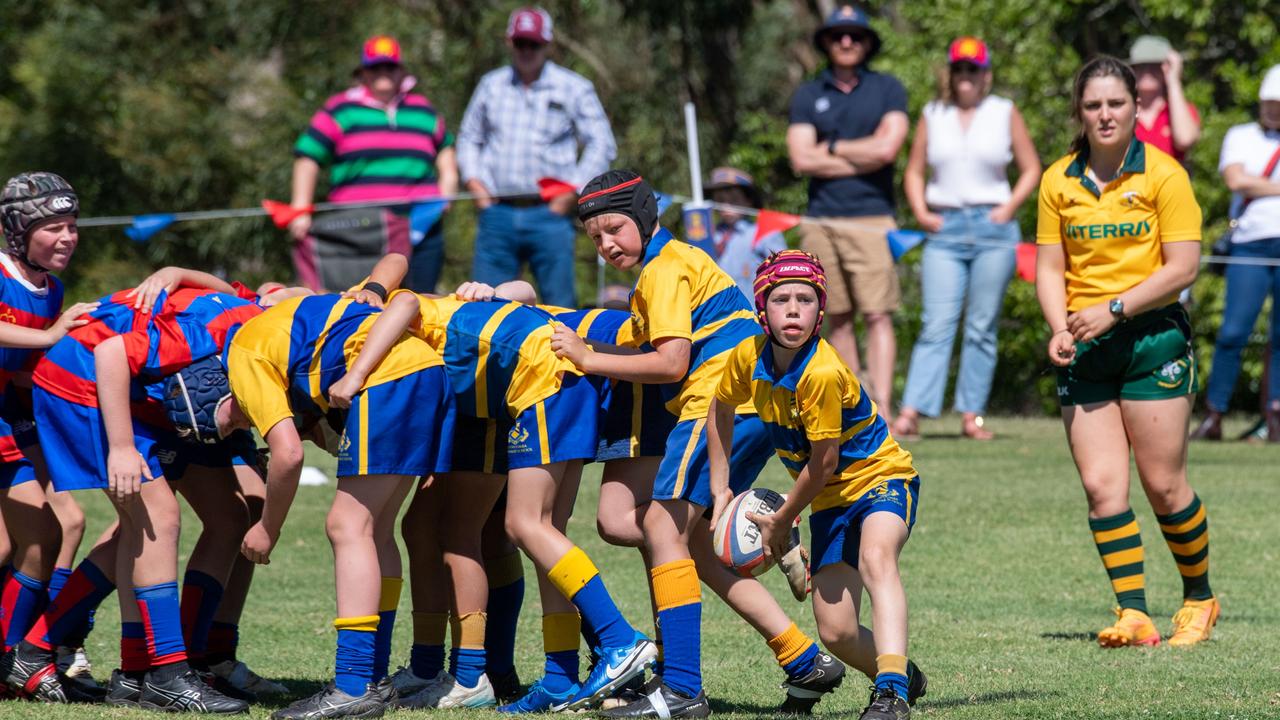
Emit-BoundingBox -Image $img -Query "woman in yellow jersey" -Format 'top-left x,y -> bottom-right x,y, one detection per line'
1036,56 -> 1218,649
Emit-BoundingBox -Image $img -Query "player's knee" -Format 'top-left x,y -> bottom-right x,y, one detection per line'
325,508 -> 373,545
502,513 -> 535,550
857,545 -> 900,584
597,515 -> 642,548
817,617 -> 859,648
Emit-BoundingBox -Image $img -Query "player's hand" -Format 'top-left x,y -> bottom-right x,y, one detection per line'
916,211 -> 944,233
454,281 -> 497,302
746,510 -> 790,567
1047,329 -> 1077,367
107,446 -> 153,503
1163,50 -> 1183,81
127,266 -> 184,313
550,324 -> 589,367
1066,302 -> 1118,343
341,287 -> 384,308
327,373 -> 362,410
708,487 -> 733,536
48,301 -> 100,341
288,213 -> 312,242
241,521 -> 277,564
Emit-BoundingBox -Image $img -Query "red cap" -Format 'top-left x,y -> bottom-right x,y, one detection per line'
507,7 -> 553,44
948,37 -> 990,68
361,35 -> 402,67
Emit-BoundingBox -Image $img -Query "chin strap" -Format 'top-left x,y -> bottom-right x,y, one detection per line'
6,249 -> 48,273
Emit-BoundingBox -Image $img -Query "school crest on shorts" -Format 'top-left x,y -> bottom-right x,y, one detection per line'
337,430 -> 352,455
1155,358 -> 1189,389
508,422 -> 532,455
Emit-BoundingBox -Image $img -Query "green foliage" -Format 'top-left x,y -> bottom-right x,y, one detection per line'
0,0 -> 1275,411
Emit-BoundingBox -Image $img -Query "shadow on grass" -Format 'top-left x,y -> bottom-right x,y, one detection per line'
1040,631 -> 1097,642
923,688 -> 1054,709
250,679 -> 326,709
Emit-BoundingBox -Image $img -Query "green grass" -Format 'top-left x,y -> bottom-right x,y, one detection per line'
7,416 -> 1279,719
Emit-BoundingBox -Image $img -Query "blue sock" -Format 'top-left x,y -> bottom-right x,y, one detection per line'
42,559 -> 114,649
2,570 -> 48,650
134,581 -> 187,665
180,570 -> 224,659
373,577 -> 402,682
484,575 -> 524,676
451,647 -> 486,689
652,560 -> 701,697
782,643 -> 818,679
47,567 -> 73,602
410,642 -> 444,679
334,617 -> 378,696
542,650 -> 579,693
570,576 -> 634,650
876,672 -> 909,698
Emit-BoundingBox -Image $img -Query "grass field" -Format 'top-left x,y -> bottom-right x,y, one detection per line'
5,415 -> 1278,719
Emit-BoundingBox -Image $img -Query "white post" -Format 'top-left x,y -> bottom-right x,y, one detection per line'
685,102 -> 704,202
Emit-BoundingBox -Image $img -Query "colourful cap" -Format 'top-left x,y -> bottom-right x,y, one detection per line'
706,167 -> 762,208
1128,35 -> 1172,65
753,250 -> 827,342
813,5 -> 881,59
361,35 -> 402,67
507,7 -> 553,44
948,36 -> 990,68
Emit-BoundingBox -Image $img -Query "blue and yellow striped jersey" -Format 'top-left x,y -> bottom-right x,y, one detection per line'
227,294 -> 441,436
547,307 -> 635,346
407,293 -> 582,421
716,336 -> 917,512
631,228 -> 762,420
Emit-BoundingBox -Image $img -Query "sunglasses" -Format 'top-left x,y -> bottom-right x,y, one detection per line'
950,62 -> 983,74
513,39 -> 547,51
364,62 -> 400,74
827,30 -> 871,45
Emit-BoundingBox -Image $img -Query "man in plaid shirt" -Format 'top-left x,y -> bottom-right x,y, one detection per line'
457,6 -> 616,308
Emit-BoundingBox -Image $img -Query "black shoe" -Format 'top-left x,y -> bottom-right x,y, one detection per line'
0,644 -> 101,703
140,664 -> 250,714
196,665 -> 258,703
106,669 -> 143,706
600,673 -> 651,710
905,660 -> 927,706
490,667 -> 522,704
271,682 -> 387,720
858,687 -> 910,720
599,681 -> 711,719
780,652 -> 846,714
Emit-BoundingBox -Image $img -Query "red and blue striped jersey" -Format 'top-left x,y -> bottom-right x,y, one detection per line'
0,257 -> 64,461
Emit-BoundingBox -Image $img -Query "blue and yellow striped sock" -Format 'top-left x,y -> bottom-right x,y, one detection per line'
547,547 -> 636,650
334,615 -> 379,696
1157,495 -> 1213,601
1090,510 -> 1147,613
874,654 -> 908,698
449,612 -> 487,689
768,623 -> 818,679
484,551 -> 525,677
652,559 -> 701,697
542,612 -> 580,694
374,577 -> 402,681
410,611 -> 447,680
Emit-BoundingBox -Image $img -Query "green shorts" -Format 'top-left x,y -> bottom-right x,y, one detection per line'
1056,303 -> 1199,407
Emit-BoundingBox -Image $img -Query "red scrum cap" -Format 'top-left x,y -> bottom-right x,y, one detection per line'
753,250 -> 827,342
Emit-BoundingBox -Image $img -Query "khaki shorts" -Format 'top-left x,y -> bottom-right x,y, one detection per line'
798,215 -> 899,315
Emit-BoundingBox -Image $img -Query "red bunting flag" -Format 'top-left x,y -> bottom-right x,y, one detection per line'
262,199 -> 313,229
1016,242 -> 1037,282
537,177 -> 576,202
754,209 -> 801,246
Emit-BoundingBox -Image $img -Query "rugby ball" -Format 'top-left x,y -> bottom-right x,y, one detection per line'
712,488 -> 797,577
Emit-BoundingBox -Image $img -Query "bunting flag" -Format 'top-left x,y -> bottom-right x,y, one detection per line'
537,177 -> 576,202
123,214 -> 176,243
1016,241 -> 1037,282
753,209 -> 801,245
886,229 -> 925,261
655,191 -> 674,216
262,199 -> 312,229
409,200 -> 448,247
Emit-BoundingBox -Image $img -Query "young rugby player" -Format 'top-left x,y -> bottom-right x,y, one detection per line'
553,170 -> 842,718
708,250 -> 926,720
331,284 -> 655,713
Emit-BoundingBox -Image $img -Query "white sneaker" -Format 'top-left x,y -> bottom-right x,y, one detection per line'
390,665 -> 444,698
400,671 -> 496,709
55,646 -> 95,680
208,659 -> 289,696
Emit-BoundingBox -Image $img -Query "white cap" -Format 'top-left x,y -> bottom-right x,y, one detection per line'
1262,65 -> 1280,101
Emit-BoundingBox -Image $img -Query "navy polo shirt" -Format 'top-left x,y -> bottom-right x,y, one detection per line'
788,68 -> 908,218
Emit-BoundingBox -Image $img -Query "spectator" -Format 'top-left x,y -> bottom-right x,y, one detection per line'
893,37 -> 1041,441
1191,64 -> 1280,442
457,6 -> 617,308
597,283 -> 631,311
786,5 -> 909,419
1129,35 -> 1201,164
289,35 -> 458,293
705,167 -> 786,302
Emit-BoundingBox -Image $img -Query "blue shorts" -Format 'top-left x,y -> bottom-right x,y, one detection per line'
653,414 -> 773,508
809,477 -> 920,572
450,414 -> 509,475
594,380 -> 678,463
159,430 -> 260,482
337,367 -> 455,478
507,373 -> 599,470
33,387 -> 175,492
0,459 -> 36,490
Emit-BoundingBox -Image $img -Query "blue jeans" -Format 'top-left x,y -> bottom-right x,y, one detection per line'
900,206 -> 1019,416
1205,236 -> 1280,411
473,203 -> 577,308
406,219 -> 445,293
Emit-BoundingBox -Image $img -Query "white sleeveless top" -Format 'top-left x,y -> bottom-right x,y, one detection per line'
923,95 -> 1014,208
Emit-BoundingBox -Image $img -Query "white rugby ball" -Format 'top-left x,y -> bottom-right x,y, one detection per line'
712,488 -> 794,577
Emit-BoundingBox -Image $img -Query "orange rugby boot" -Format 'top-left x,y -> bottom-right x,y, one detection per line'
1168,597 -> 1220,647
1097,608 -> 1161,648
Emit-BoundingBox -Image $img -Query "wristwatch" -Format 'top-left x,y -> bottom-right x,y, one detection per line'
1109,297 -> 1125,319
828,137 -> 839,156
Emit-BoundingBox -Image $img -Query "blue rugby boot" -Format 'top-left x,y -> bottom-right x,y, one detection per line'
564,633 -> 656,710
497,678 -> 580,713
